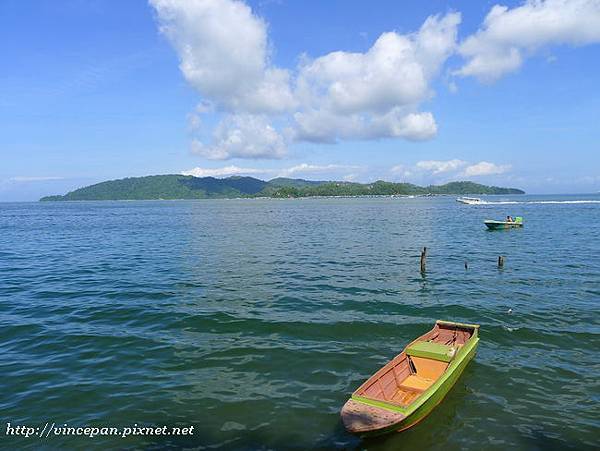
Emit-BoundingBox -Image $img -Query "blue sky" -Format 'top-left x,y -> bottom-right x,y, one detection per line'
1,0 -> 599,200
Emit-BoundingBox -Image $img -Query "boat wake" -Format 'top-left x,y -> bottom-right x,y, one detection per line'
474,200 -> 600,205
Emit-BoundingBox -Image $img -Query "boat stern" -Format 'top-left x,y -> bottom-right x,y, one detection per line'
435,320 -> 480,340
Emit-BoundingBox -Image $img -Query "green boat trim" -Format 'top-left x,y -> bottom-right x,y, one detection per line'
341,320 -> 479,435
351,330 -> 479,416
406,341 -> 454,362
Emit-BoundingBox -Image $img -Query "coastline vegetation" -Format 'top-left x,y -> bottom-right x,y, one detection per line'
40,175 -> 525,201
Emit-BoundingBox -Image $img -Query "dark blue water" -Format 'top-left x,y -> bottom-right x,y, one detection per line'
1,195 -> 599,449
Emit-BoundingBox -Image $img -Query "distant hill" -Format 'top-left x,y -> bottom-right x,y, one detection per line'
40,175 -> 268,201
40,175 -> 524,201
263,180 -> 524,198
267,177 -> 327,188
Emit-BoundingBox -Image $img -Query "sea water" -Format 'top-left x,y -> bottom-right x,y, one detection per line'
1,195 -> 598,449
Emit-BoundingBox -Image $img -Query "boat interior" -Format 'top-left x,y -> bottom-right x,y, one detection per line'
354,323 -> 474,407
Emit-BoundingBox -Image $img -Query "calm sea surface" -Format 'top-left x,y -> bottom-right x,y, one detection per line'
1,195 -> 599,450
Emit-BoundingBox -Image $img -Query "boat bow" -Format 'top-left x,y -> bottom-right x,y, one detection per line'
341,399 -> 405,434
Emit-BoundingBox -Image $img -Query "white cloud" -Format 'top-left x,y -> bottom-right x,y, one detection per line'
151,0 -> 294,160
416,159 -> 467,174
374,111 -> 438,141
276,163 -> 360,177
456,0 -> 600,82
579,175 -> 600,184
293,109 -> 438,143
150,1 -> 461,157
187,113 -> 202,131
292,13 -> 459,142
150,0 -> 294,113
180,160 -> 511,183
297,15 -> 459,115
180,162 -> 363,178
191,114 -> 287,160
8,176 -> 65,182
390,164 -> 414,179
393,159 -> 511,181
151,1 -> 600,159
390,165 -> 406,173
181,165 -> 265,177
462,161 -> 511,176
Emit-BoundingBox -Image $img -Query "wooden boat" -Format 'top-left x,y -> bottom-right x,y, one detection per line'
341,320 -> 479,436
484,217 -> 523,230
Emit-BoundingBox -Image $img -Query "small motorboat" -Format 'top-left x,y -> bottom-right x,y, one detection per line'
484,217 -> 523,230
341,320 -> 479,436
456,197 -> 483,204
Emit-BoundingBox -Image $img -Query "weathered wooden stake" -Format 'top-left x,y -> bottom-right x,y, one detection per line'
420,247 -> 427,273
498,255 -> 505,268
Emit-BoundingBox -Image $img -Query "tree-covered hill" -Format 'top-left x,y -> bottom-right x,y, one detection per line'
264,180 -> 523,198
40,175 -> 268,201
40,175 -> 524,201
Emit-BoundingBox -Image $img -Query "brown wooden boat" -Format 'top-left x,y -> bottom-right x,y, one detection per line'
341,320 -> 479,436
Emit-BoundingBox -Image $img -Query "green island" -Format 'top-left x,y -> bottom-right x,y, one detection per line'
40,175 -> 525,201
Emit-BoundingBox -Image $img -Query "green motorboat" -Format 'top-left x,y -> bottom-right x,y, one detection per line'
484,216 -> 523,230
341,320 -> 479,436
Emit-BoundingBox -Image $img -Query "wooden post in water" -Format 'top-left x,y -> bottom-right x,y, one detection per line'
498,255 -> 505,268
420,247 -> 427,273
464,261 -> 468,270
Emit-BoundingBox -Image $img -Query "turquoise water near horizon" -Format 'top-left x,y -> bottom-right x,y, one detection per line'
1,195 -> 599,449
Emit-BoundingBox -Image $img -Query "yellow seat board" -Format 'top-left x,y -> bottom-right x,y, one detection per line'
399,374 -> 434,391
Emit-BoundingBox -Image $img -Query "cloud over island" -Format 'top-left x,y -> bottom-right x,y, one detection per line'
150,0 -> 600,163
150,0 -> 461,158
182,159 -> 511,184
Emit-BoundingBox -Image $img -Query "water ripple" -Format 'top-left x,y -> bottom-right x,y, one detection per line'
0,196 -> 599,449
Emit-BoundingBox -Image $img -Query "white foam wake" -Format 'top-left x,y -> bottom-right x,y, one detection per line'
476,200 -> 600,205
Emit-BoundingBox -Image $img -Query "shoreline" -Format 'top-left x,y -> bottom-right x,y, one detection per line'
37,193 -> 524,202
